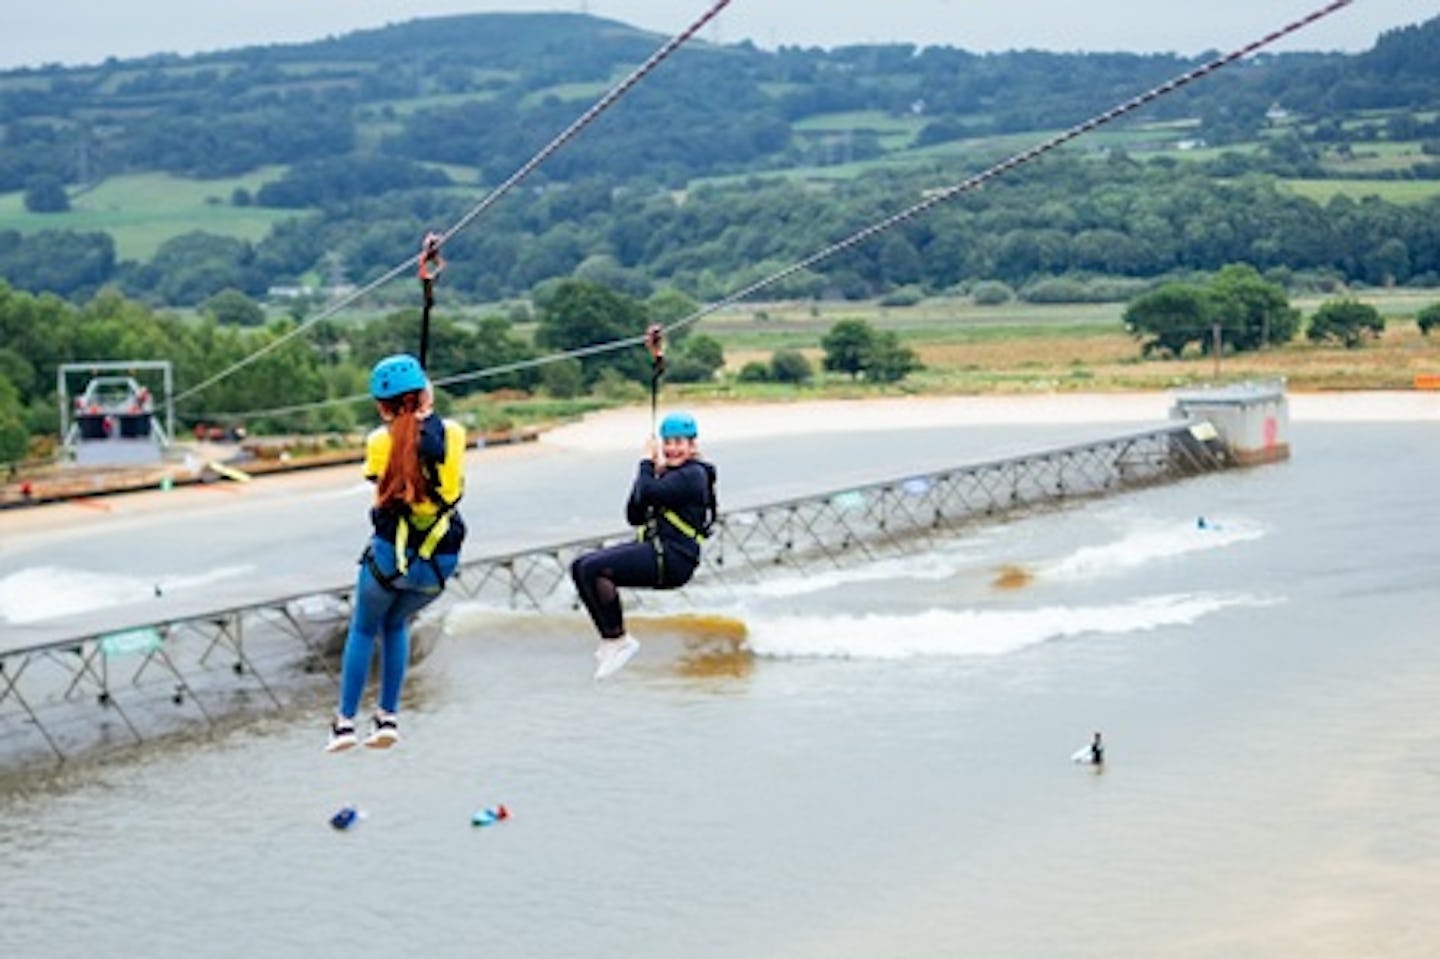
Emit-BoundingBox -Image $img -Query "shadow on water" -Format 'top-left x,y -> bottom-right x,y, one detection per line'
632,612 -> 756,681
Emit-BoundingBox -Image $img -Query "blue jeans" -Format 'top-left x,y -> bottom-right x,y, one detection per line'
336,539 -> 458,718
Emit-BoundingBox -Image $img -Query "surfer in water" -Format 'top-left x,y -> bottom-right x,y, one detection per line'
571,411 -> 717,680
326,354 -> 467,752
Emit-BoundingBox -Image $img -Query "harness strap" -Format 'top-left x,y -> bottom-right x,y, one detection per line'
364,546 -> 402,593
661,509 -> 704,543
633,509 -> 704,588
636,509 -> 705,545
393,511 -> 453,575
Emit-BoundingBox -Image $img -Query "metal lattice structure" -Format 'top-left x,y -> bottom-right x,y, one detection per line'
441,421 -> 1228,612
1,420 -> 1227,770
0,591 -> 350,771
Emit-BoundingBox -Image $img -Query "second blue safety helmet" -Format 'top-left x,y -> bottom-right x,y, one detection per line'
369,354 -> 429,400
659,411 -> 698,440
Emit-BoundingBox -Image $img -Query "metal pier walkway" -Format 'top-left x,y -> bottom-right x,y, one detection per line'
1,419 -> 1230,769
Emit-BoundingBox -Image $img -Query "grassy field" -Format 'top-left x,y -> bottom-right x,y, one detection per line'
792,111 -> 926,134
359,89 -> 505,119
1279,178 -> 1440,205
0,169 -> 302,261
700,115 -> 1338,188
519,70 -> 630,108
792,110 -> 926,150
1318,142 -> 1435,176
696,127 -> 1069,186
683,290 -> 1440,396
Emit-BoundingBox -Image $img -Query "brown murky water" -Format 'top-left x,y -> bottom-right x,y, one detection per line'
4,422 -> 1440,958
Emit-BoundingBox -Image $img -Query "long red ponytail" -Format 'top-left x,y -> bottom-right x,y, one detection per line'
375,391 -> 429,507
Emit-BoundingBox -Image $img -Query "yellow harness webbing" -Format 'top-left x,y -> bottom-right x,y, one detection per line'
660,509 -> 703,542
637,509 -> 705,545
394,512 -> 452,575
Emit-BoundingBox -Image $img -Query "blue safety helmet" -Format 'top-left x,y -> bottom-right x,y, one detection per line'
369,354 -> 428,400
659,411 -> 698,440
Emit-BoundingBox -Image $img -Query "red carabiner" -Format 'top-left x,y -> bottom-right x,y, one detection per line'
418,231 -> 445,283
644,323 -> 665,361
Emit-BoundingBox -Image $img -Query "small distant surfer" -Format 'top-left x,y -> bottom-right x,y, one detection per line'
1073,731 -> 1104,765
327,354 -> 467,752
571,411 -> 717,680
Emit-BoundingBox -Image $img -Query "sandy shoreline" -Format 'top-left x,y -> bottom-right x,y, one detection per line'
1,390 -> 1434,536
544,389 -> 1440,452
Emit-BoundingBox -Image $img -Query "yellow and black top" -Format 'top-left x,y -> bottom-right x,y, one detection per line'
364,416 -> 467,572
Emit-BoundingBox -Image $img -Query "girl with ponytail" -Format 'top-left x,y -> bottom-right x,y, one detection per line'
326,354 -> 468,752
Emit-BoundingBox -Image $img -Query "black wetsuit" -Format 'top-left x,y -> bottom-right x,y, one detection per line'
571,457 -> 717,639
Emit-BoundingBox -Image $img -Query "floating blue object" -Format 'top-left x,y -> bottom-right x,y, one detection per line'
329,805 -> 360,830
471,804 -> 510,827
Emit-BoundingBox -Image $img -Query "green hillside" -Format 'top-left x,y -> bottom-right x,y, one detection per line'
1,11 -> 1438,305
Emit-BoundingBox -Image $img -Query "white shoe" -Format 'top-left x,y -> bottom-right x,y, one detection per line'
325,717 -> 357,753
594,635 -> 640,680
362,711 -> 400,749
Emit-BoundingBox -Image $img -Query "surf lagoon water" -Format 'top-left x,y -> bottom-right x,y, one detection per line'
3,406 -> 1440,958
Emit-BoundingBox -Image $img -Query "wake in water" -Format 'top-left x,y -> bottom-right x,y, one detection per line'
1042,516 -> 1265,581
0,565 -> 255,624
728,512 -> 1273,658
744,592 -> 1278,660
445,590 -> 1278,664
445,510 -> 1277,666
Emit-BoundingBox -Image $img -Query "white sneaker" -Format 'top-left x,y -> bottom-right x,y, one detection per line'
325,717 -> 357,753
594,635 -> 640,680
362,711 -> 399,749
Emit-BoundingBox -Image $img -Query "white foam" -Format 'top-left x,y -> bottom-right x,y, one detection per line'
692,542 -> 987,601
746,592 -> 1274,660
0,565 -> 255,624
1045,519 -> 1264,580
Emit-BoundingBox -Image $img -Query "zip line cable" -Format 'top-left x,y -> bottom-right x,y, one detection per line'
171,0 -> 732,408
651,0 -> 1359,339
407,0 -> 1364,391
202,335 -> 655,422
201,0 -> 1354,423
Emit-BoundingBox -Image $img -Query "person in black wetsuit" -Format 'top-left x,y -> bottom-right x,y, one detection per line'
572,411 -> 717,680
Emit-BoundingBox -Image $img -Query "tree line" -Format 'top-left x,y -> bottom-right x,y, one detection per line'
0,273 -> 951,462
0,278 -> 714,462
8,262 -> 1435,465
4,12 -> 1438,195
1123,262 -> 1432,354
6,155 -> 1439,307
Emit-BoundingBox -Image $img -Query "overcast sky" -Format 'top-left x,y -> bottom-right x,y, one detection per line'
2,1 -> 1434,70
